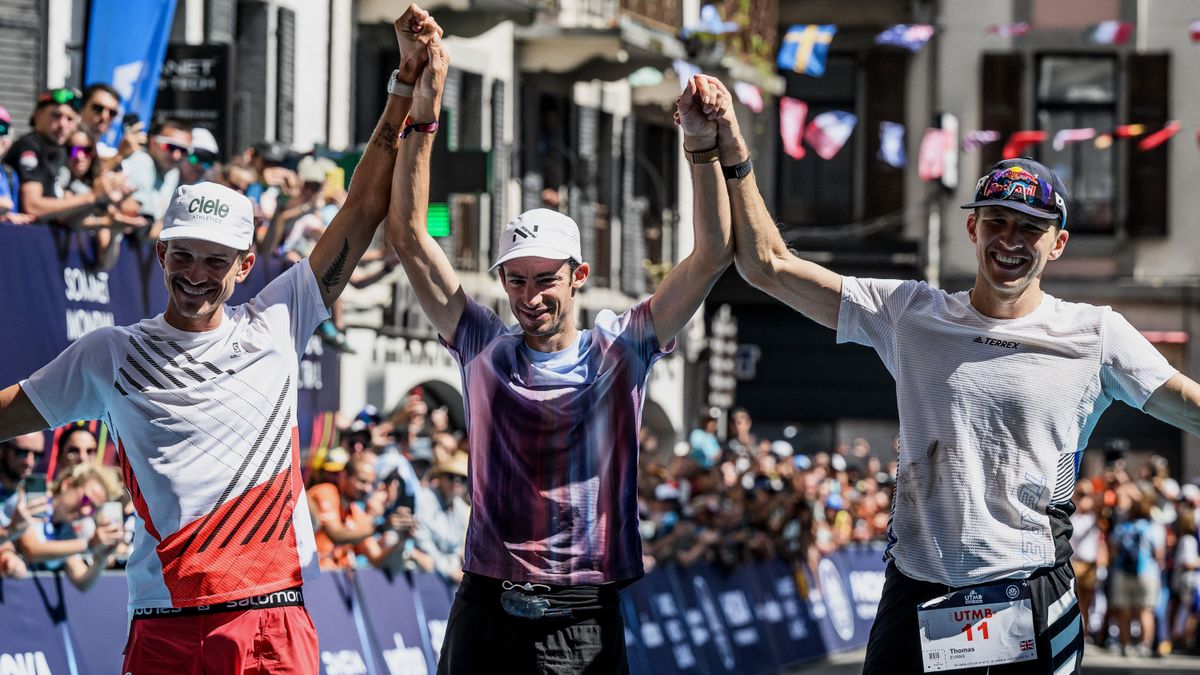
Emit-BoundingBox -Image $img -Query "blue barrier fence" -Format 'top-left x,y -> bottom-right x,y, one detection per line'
0,547 -> 886,673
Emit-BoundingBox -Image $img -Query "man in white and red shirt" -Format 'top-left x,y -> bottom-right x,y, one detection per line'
0,6 -> 443,671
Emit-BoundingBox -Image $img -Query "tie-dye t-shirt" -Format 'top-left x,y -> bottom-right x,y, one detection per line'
441,296 -> 673,585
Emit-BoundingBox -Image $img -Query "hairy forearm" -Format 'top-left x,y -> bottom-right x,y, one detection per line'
388,130 -> 435,252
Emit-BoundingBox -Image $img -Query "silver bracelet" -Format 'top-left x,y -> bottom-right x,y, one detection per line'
387,69 -> 414,98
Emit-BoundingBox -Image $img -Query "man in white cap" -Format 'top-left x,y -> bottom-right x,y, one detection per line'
0,4 -> 443,671
388,48 -> 734,672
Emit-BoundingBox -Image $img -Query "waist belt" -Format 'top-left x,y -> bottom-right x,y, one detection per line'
460,572 -> 622,619
132,587 -> 305,619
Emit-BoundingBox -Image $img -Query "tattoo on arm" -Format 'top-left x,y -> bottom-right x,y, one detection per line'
321,239 -> 350,293
372,122 -> 400,151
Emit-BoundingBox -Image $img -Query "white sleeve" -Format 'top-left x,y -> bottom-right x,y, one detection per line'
244,262 -> 331,359
1099,310 -> 1177,410
20,328 -> 120,428
836,277 -> 921,373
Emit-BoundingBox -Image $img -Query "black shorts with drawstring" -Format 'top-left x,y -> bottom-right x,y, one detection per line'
437,571 -> 630,675
862,560 -> 1083,674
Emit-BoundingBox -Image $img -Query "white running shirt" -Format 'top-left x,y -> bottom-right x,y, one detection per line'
22,262 -> 329,609
838,277 -> 1176,587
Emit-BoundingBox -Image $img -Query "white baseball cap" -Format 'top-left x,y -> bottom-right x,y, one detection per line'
160,182 -> 255,251
489,208 -> 582,271
189,127 -> 219,156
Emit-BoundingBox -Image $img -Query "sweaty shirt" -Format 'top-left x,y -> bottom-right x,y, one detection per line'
22,262 -> 329,609
838,277 -> 1175,587
442,297 -> 672,585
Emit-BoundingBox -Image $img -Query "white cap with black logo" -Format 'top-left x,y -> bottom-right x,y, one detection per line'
159,182 -> 255,250
489,208 -> 583,271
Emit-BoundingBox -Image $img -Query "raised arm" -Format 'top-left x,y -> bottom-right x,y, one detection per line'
1143,373 -> 1200,437
649,75 -> 734,343
307,4 -> 441,308
716,88 -> 843,330
385,37 -> 465,341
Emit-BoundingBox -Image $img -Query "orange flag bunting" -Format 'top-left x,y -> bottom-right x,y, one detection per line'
1002,131 -> 1046,159
1138,121 -> 1182,151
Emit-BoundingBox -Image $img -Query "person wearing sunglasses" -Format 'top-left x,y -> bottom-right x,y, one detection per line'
0,87 -> 123,221
179,126 -> 219,185
14,463 -> 123,591
0,104 -> 27,222
78,82 -> 139,171
121,117 -> 192,239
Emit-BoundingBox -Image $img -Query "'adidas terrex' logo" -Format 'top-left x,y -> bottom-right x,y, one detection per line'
973,336 -> 1020,350
188,196 -> 230,218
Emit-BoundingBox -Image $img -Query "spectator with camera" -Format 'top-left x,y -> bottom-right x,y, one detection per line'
15,463 -> 124,591
122,117 -> 191,238
3,88 -> 123,221
411,451 -> 469,584
0,434 -> 51,575
77,83 -> 137,170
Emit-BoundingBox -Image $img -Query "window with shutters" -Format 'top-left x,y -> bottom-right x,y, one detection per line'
1036,55 -> 1116,234
980,52 -> 1170,237
632,118 -> 678,289
276,7 -> 295,145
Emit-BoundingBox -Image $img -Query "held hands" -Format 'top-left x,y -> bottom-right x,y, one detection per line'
674,75 -> 731,151
410,37 -> 449,123
395,4 -> 444,84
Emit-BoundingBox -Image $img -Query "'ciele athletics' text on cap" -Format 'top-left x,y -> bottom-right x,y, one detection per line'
160,182 -> 256,250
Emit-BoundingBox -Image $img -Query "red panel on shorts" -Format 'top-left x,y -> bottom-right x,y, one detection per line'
155,460 -> 303,607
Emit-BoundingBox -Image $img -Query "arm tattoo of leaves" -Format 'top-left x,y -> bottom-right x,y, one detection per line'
372,121 -> 400,151
321,239 -> 350,293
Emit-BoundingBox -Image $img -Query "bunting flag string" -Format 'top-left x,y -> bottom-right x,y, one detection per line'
777,24 -> 837,77
961,130 -> 1001,152
779,97 -> 809,160
874,24 -> 935,52
1002,131 -> 1046,159
878,122 -> 906,167
985,22 -> 1031,38
733,81 -> 764,114
1051,128 -> 1096,151
1138,121 -> 1182,150
804,111 -> 857,159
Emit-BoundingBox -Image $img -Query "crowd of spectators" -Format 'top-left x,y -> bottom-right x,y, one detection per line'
641,408 -> 893,577
0,83 -> 397,351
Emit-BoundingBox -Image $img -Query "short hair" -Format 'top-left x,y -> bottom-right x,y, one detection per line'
56,427 -> 97,456
53,463 -> 120,500
150,117 -> 191,136
82,83 -> 120,105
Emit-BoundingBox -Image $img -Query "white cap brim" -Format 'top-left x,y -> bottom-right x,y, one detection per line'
159,225 -> 252,251
489,245 -> 580,271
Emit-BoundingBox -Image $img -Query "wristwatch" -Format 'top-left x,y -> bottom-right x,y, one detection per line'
387,69 -> 414,98
722,158 -> 753,181
685,144 -> 720,164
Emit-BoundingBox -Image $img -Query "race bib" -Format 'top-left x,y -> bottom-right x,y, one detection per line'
918,580 -> 1037,672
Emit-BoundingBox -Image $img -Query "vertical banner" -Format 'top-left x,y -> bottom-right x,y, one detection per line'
84,0 -> 178,146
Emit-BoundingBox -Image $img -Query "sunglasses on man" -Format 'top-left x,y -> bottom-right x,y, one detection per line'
88,101 -> 119,118
0,121 -> 10,138
154,136 -> 192,156
188,151 -> 218,170
38,88 -> 84,111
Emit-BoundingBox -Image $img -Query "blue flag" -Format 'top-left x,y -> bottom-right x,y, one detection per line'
878,122 -> 906,168
777,25 -> 837,77
84,0 -> 177,147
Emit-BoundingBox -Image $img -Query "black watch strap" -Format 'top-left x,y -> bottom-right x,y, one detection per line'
722,158 -> 752,181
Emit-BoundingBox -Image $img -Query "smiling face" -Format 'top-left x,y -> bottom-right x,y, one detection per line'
499,256 -> 588,351
67,131 -> 94,179
967,205 -> 1068,317
157,239 -> 255,332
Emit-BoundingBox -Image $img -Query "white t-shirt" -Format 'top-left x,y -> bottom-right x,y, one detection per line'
21,262 -> 330,609
838,278 -> 1176,587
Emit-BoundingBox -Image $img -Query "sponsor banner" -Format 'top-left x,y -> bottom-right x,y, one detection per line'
63,574 -> 129,673
304,572 -> 377,675
355,569 -> 431,675
756,558 -> 826,664
0,225 -> 338,448
622,570 -> 698,674
663,564 -> 739,673
409,571 -> 454,665
0,575 -> 75,674
688,564 -> 775,673
156,44 -> 234,161
803,547 -> 886,653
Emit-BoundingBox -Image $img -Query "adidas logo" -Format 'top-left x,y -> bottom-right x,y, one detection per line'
964,589 -> 983,605
973,336 -> 1020,350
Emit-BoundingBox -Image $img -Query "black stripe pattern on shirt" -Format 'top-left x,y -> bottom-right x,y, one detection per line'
181,377 -> 290,555
214,409 -> 294,549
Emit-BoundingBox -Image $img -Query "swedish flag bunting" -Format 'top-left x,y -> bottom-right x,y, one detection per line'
777,24 -> 837,77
